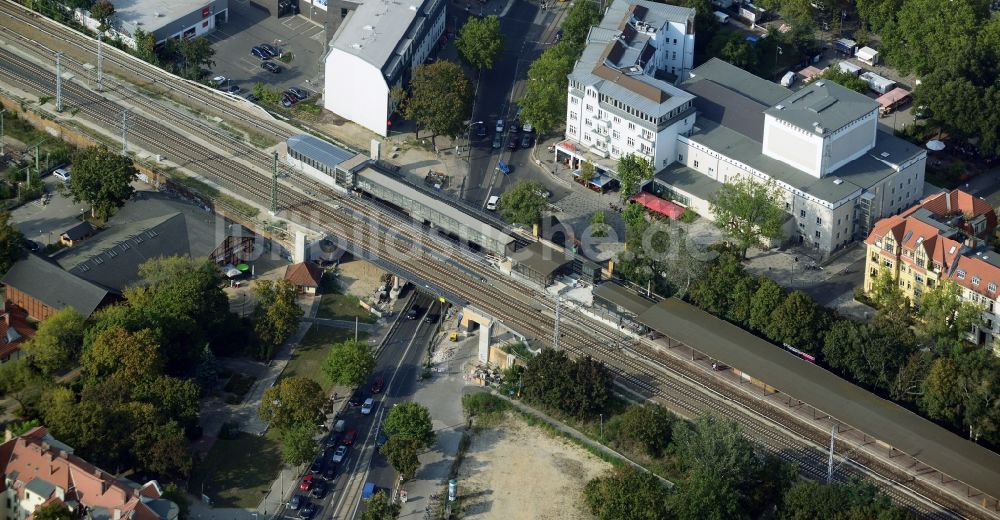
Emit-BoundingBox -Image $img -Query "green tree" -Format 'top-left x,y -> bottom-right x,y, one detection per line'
765,290 -> 824,350
559,0 -> 601,46
518,43 -> 578,134
381,437 -> 421,479
584,466 -> 672,520
615,403 -> 676,457
70,145 -> 136,219
879,0 -> 984,77
133,375 -> 201,432
253,83 -> 282,106
253,279 -> 304,357
383,402 -> 435,448
710,177 -> 786,260
915,280 -> 982,351
823,318 -> 916,392
130,417 -> 192,478
817,66 -> 870,93
178,37 -> 215,80
589,211 -> 608,238
720,36 -> 756,71
359,490 -> 400,520
688,253 -> 748,317
89,0 -> 115,32
521,349 -> 612,419
578,161 -> 595,184
81,326 -> 163,385
498,181 -> 548,226
855,0 -> 904,33
133,28 -> 158,65
890,351 -> 934,403
454,16 -> 504,70
868,268 -> 909,319
405,61 -> 472,141
23,307 -> 86,374
617,153 -> 654,203
322,339 -> 376,387
0,359 -> 46,414
258,376 -> 325,430
748,278 -> 786,333
32,503 -> 73,520
280,422 -> 318,465
725,274 -> 759,325
779,478 -> 915,520
0,211 -> 25,276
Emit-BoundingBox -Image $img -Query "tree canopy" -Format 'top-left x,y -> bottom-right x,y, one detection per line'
616,153 -> 654,203
710,177 -> 785,260
280,422 -> 318,465
259,376 -> 325,430
89,0 -> 115,32
69,146 -> 136,219
405,61 -> 472,140
498,181 -> 548,226
521,349 -> 612,420
383,401 -> 435,449
381,437 -> 421,480
32,503 -> 73,520
915,280 -> 982,352
584,466 -> 672,520
24,307 -> 86,375
778,478 -> 915,520
253,279 -> 304,358
817,67 -> 870,93
0,211 -> 25,276
322,339 -> 376,387
455,16 -> 504,70
359,490 -> 400,520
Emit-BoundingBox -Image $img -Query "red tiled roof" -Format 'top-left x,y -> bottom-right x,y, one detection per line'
952,254 -> 1000,299
631,192 -> 685,219
863,215 -> 905,246
284,262 -> 323,288
0,427 -> 167,520
0,302 -> 35,360
904,189 -> 998,236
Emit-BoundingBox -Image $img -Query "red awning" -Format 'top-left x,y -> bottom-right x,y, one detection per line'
558,142 -> 577,152
631,192 -> 685,219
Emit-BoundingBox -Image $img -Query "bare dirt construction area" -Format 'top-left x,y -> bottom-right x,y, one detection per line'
457,417 -> 611,520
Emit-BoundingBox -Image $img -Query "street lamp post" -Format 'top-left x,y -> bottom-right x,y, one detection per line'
1,108 -> 6,157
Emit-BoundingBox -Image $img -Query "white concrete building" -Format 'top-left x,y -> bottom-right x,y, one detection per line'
323,0 -> 446,136
657,58 -> 927,256
74,0 -> 228,48
557,0 -> 697,188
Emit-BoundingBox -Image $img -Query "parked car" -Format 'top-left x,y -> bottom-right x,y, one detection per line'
298,475 -> 314,491
406,308 -> 420,320
495,119 -> 505,133
309,458 -> 324,474
223,85 -> 241,95
475,123 -> 487,138
375,430 -> 389,450
348,393 -> 364,407
286,87 -> 309,100
299,501 -> 317,520
53,167 -> 71,182
244,92 -> 259,102
281,95 -> 296,108
523,122 -> 534,133
361,398 -> 375,415
332,445 -> 348,463
261,62 -> 283,73
309,481 -> 327,499
424,314 -> 438,324
520,133 -> 532,148
485,195 -> 499,211
492,133 -> 503,149
288,495 -> 303,510
507,137 -> 518,151
554,29 -> 563,42
22,239 -> 40,252
259,43 -> 280,57
251,47 -> 270,60
322,466 -> 336,480
343,429 -> 358,445
371,377 -> 385,394
209,75 -> 226,87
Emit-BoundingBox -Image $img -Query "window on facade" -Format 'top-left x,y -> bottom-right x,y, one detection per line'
678,154 -> 684,162
990,282 -> 998,293
614,116 -> 621,123
816,217 -> 822,225
570,112 -> 578,120
568,125 -> 576,134
972,276 -> 981,285
673,38 -> 677,44
585,119 -> 592,126
815,230 -> 821,239
672,51 -> 677,60
627,137 -> 635,146
628,122 -> 636,130
957,270 -> 966,279
612,130 -> 620,139
799,209 -> 806,218
693,160 -> 699,168
584,134 -> 591,142
585,104 -> 593,111
571,97 -> 579,104
884,259 -> 892,268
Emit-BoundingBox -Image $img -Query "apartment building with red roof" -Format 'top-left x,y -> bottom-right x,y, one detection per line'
0,427 -> 178,520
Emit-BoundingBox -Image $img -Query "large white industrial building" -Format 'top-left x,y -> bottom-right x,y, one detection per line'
323,0 -> 446,136
556,0 -> 926,257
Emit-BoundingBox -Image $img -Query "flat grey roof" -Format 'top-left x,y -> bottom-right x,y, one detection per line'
25,477 -> 56,499
288,134 -> 356,169
685,58 -> 791,106
765,80 -> 878,134
1,254 -> 109,317
331,0 -> 438,72
682,78 -> 768,141
593,282 -> 655,316
654,163 -> 722,201
355,167 -> 514,245
638,298 -> 1000,501
686,119 -> 923,205
510,241 -> 573,278
114,0 -> 221,33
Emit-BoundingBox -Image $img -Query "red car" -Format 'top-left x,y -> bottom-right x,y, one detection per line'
299,475 -> 314,491
371,377 -> 385,394
343,429 -> 358,446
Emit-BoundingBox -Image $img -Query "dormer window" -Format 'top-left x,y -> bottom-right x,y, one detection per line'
957,270 -> 966,280
972,276 -> 981,286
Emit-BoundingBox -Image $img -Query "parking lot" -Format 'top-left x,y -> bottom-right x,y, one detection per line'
9,175 -> 90,248
204,2 -> 326,97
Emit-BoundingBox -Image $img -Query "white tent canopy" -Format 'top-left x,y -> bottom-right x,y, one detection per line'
855,46 -> 878,64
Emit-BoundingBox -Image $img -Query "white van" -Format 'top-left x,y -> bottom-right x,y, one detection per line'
53,167 -> 71,182
713,11 -> 730,23
780,71 -> 797,87
486,195 -> 499,211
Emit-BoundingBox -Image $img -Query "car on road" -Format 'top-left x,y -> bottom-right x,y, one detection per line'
475,123 -> 487,138
260,43 -> 280,57
251,47 -> 271,60
348,393 -> 364,406
535,188 -> 552,199
299,475 -> 314,491
520,133 -> 532,148
309,481 -> 327,499
53,167 -> 71,182
343,429 -> 358,445
361,398 -> 375,415
22,239 -> 40,252
362,483 -> 377,500
261,62 -> 282,73
288,495 -> 303,510
492,133 -> 503,149
406,307 -> 420,320
323,466 -> 336,480
424,313 -> 438,324
286,87 -> 309,100
523,122 -> 534,133
309,457 -> 324,474
324,432 -> 340,448
299,501 -> 317,519
495,119 -> 505,133
507,136 -> 518,151
486,195 -> 499,211
332,445 -> 348,463
209,75 -> 226,87
244,92 -> 259,103
371,377 -> 385,394
375,430 -> 389,450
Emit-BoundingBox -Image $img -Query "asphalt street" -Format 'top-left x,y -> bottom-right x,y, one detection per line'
463,0 -> 566,206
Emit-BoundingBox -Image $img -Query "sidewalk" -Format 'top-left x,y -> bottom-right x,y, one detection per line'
302,316 -> 377,332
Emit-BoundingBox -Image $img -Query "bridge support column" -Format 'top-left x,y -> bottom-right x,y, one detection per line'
478,322 -> 492,363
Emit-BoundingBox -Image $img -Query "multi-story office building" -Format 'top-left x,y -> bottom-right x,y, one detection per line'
863,189 -> 1000,348
323,0 -> 445,136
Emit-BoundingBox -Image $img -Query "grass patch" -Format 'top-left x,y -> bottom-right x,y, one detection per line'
283,326 -> 369,392
172,173 -> 220,197
278,53 -> 294,63
679,208 -> 698,223
188,430 -> 282,508
317,281 -> 377,323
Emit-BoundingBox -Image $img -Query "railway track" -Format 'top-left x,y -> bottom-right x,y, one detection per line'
0,6 -> 994,518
